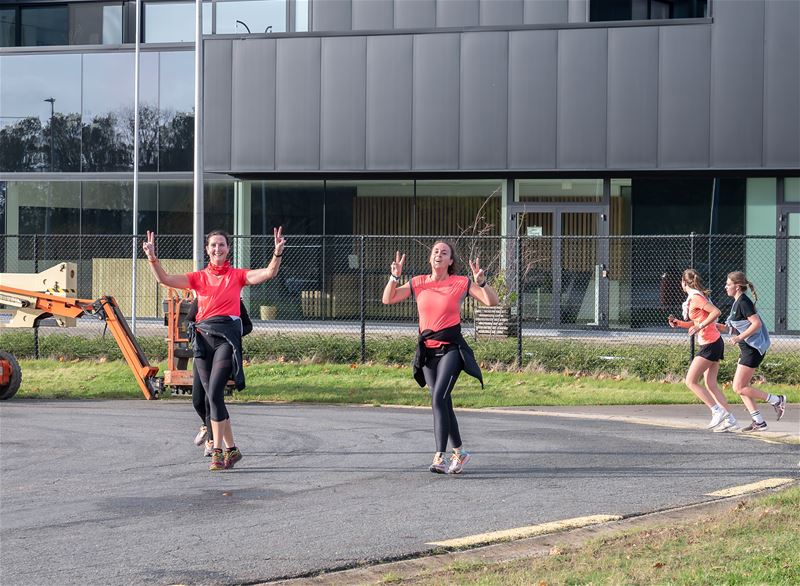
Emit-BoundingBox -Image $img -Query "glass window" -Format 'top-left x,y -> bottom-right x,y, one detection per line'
144,2 -> 211,43
0,54 -> 82,172
590,0 -> 706,21
216,0 -> 286,34
0,8 -> 16,47
295,0 -> 308,32
82,52 -> 134,171
249,180 -> 323,235
69,3 -> 123,45
21,5 -> 69,46
517,179 -> 603,204
82,181 -> 133,234
785,178 -> 800,202
415,179 -> 503,237
158,51 -> 194,171
205,181 -> 235,235
6,181 -> 80,235
157,181 -> 194,234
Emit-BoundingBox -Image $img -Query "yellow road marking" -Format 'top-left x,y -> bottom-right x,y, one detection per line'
705,478 -> 795,497
428,514 -> 622,548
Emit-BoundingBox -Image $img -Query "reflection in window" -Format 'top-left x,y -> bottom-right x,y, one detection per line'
69,3 -> 123,45
590,0 -> 707,21
216,0 -> 286,34
159,51 -> 195,171
82,181 -> 133,234
250,181 -> 323,235
21,5 -> 69,46
144,2 -> 212,42
0,8 -> 15,47
517,179 -> 603,203
205,181 -> 235,235
415,180 -> 502,237
0,54 -> 82,172
7,181 -> 80,235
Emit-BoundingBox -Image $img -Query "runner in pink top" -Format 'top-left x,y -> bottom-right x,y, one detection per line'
144,227 -> 286,471
383,241 -> 499,474
667,268 -> 736,432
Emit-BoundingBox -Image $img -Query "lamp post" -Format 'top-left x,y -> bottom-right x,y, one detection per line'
43,97 -> 55,171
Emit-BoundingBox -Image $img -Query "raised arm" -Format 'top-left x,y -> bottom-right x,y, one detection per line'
382,251 -> 412,304
467,257 -> 499,306
142,230 -> 190,289
245,226 -> 285,286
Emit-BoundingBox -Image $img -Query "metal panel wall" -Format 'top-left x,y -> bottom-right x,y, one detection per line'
658,25 -> 710,168
508,30 -> 558,169
231,39 -> 276,171
437,0 -> 479,28
321,37 -> 366,170
311,0 -> 352,32
557,28 -> 607,168
711,0 -> 764,167
480,0 -> 523,25
203,39 -> 232,171
607,27 -> 658,168
352,0 -> 394,31
394,0 -> 436,29
524,0 -> 568,24
460,32 -> 508,169
763,0 -> 800,167
366,35 -> 413,170
275,37 -> 321,170
412,34 -> 460,169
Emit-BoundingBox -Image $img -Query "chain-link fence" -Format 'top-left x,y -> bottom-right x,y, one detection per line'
1,233 -> 799,373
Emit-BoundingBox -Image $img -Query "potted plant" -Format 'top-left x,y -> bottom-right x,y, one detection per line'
475,271 -> 518,337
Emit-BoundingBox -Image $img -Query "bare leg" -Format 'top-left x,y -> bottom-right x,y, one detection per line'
733,364 -> 769,404
703,362 -> 731,412
684,357 -> 717,409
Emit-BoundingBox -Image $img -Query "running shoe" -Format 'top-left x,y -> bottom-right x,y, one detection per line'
209,450 -> 226,471
712,416 -> 738,433
448,450 -> 471,475
224,447 -> 243,470
740,421 -> 768,433
194,425 -> 208,446
706,410 -> 728,429
773,395 -> 787,422
204,440 -> 214,457
429,453 -> 448,474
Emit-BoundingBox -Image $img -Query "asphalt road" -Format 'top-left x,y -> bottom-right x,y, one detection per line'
1,401 -> 798,586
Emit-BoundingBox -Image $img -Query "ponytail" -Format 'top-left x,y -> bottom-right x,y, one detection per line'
681,268 -> 711,297
727,271 -> 758,303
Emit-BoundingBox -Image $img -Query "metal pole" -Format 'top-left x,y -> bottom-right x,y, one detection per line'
33,235 -> 39,360
359,235 -> 366,363
131,0 -> 141,333
516,235 -> 522,368
689,231 -> 696,363
193,0 -> 205,270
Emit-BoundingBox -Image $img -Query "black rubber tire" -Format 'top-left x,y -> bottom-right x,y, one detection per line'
0,350 -> 22,401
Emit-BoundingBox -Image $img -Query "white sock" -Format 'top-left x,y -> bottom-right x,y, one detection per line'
711,405 -> 723,414
766,394 -> 780,405
750,410 -> 765,425
727,414 -> 737,424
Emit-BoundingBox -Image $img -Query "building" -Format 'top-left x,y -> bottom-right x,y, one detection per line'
1,0 -> 798,331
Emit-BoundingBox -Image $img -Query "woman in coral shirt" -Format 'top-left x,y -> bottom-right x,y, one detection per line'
382,241 -> 498,475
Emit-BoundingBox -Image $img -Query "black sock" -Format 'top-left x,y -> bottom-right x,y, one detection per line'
225,446 -> 237,452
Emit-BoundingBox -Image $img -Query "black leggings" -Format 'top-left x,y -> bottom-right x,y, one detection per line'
191,376 -> 214,441
422,345 -> 464,453
193,331 -> 232,422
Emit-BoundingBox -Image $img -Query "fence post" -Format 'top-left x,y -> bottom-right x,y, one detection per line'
516,235 -> 522,368
359,235 -> 366,363
689,231 -> 695,363
33,235 -> 39,360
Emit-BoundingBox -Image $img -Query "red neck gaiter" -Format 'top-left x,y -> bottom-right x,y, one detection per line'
206,260 -> 231,276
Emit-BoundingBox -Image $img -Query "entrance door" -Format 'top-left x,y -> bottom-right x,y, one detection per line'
777,210 -> 800,333
510,205 -> 609,328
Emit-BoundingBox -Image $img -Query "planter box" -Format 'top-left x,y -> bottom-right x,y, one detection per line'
475,305 -> 517,337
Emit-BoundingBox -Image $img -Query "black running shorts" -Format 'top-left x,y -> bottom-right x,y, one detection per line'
738,343 -> 765,368
697,337 -> 724,362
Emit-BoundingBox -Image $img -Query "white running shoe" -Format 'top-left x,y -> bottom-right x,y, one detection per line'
713,416 -> 738,433
194,425 -> 208,446
706,410 -> 728,429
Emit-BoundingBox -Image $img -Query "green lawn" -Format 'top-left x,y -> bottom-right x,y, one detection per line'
12,359 -> 800,406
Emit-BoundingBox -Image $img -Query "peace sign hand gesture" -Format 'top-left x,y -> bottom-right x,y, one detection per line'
391,251 -> 406,278
469,256 -> 486,286
273,226 -> 286,257
142,230 -> 157,261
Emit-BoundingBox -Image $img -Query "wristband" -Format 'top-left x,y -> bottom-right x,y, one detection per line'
147,258 -> 158,264
273,253 -> 283,258
389,274 -> 400,282
476,279 -> 487,288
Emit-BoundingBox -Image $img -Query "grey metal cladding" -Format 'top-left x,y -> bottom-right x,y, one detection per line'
352,0 -> 394,31
607,26 -> 658,168
437,0 -> 479,28
524,0 -> 568,24
366,35 -> 413,170
764,0 -> 800,167
413,34 -> 460,169
321,37 -> 366,170
508,30 -> 558,169
394,0 -> 436,29
711,0 -> 764,167
276,37 -> 321,170
480,0 -> 524,26
203,39 -> 232,171
557,28 -> 607,168
232,39 -> 276,171
460,32 -> 508,169
659,25 -> 710,168
311,0 -> 352,32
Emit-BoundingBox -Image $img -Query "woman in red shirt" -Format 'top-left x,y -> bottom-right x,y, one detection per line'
668,269 -> 737,431
382,242 -> 499,474
143,227 -> 285,471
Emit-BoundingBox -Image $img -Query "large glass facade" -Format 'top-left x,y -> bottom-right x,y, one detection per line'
143,2 -> 212,43
20,5 -> 69,46
216,0 -> 287,34
591,0 -> 708,21
158,51 -> 194,171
